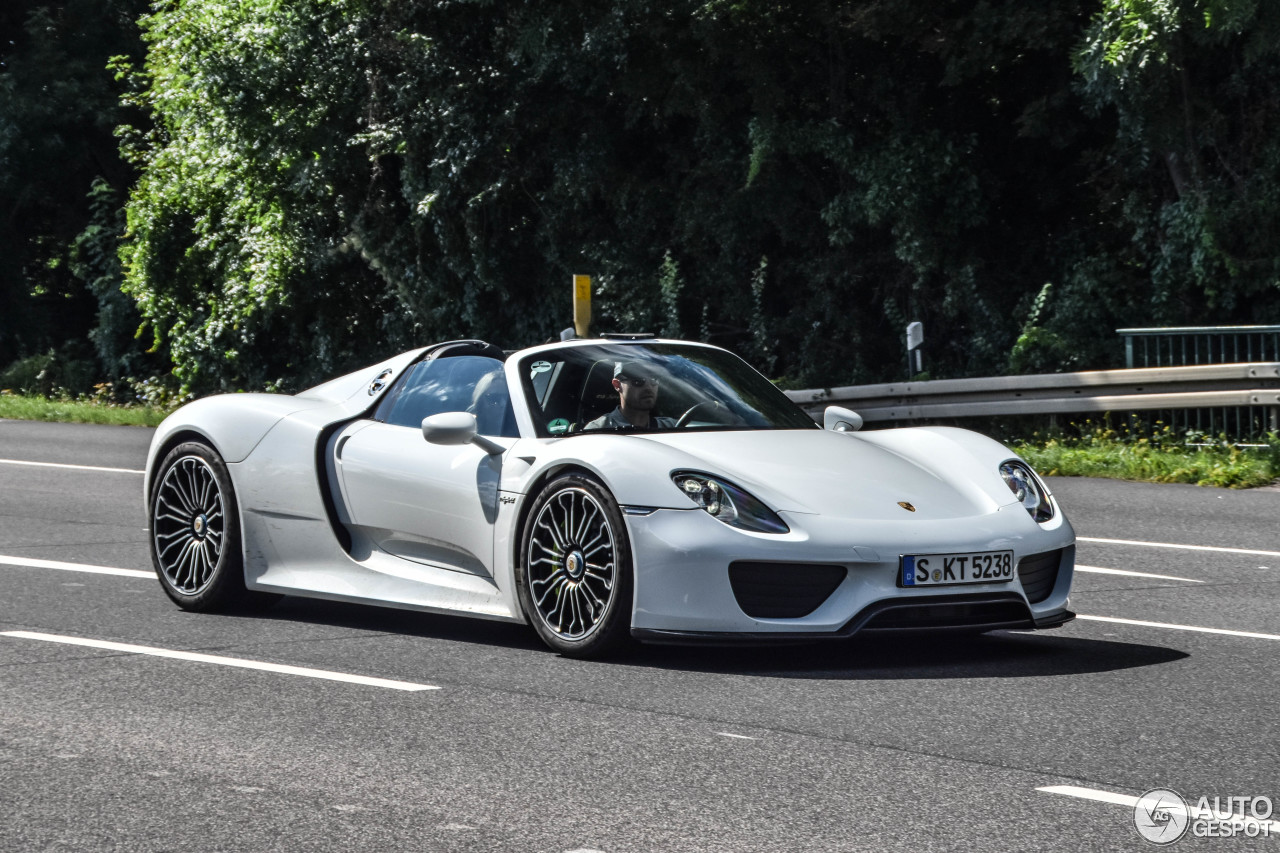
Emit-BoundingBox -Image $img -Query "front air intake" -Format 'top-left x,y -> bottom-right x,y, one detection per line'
1018,549 -> 1063,603
728,562 -> 848,618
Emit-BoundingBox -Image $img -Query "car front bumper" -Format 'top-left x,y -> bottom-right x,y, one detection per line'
624,504 -> 1075,640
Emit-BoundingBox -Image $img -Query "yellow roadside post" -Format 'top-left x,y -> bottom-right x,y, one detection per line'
573,275 -> 592,338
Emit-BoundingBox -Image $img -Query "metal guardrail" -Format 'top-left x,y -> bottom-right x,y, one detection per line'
1120,325 -> 1280,368
785,362 -> 1280,434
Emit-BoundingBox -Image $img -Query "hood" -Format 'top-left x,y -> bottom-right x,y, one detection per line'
635,428 -> 1018,520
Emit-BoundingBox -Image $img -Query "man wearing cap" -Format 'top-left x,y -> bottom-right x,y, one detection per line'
584,360 -> 679,430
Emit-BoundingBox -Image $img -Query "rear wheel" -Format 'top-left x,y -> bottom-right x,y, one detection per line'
516,473 -> 633,658
150,441 -> 279,611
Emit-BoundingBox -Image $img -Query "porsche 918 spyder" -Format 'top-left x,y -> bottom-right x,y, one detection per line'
145,335 -> 1074,658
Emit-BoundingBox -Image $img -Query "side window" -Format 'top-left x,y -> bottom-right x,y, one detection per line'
381,356 -> 517,437
521,357 -> 586,435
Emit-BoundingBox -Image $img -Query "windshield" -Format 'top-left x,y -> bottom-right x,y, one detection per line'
518,343 -> 819,437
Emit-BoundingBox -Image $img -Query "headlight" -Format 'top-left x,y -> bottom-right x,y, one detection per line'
999,460 -> 1054,523
671,471 -> 789,534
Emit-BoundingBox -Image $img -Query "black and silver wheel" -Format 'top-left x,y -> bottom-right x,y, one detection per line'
150,441 -> 277,611
516,473 -> 633,658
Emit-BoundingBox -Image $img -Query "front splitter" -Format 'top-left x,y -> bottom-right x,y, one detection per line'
631,592 -> 1075,645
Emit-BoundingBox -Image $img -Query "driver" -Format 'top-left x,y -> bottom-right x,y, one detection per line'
584,360 -> 678,430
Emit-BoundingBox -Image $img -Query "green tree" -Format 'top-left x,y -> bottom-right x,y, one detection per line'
126,0 -> 1111,393
1062,0 -> 1280,360
119,0 -> 1280,395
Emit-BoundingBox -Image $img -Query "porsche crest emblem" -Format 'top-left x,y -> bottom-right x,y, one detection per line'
897,501 -> 916,512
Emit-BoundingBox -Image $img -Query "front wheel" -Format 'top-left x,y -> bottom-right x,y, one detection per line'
516,473 -> 633,658
150,441 -> 279,612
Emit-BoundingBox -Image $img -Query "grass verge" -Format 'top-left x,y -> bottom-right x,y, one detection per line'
1013,430 -> 1280,489
0,394 -> 172,427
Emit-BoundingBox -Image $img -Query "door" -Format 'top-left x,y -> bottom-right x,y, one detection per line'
331,354 -> 517,577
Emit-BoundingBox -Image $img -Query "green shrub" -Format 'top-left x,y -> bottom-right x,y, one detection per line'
1012,422 -> 1280,489
0,347 -> 97,397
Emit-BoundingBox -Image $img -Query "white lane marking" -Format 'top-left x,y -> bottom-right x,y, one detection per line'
1079,536 -> 1280,558
1075,565 -> 1203,583
0,631 -> 439,692
1038,785 -> 1280,834
1038,785 -> 1140,808
716,732 -> 758,740
1077,614 -> 1280,641
0,458 -> 144,475
0,555 -> 154,579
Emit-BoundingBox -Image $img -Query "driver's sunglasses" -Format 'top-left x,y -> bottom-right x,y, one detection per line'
619,375 -> 660,388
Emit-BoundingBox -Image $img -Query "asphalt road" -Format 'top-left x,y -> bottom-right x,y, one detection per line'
2,418 -> 1278,852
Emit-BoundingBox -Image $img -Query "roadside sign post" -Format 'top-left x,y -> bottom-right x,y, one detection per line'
573,275 -> 592,338
906,321 -> 923,378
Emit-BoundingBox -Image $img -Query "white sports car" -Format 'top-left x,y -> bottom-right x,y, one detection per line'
145,335 -> 1075,657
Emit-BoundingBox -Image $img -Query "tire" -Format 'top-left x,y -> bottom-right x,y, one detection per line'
516,473 -> 633,658
149,441 -> 279,612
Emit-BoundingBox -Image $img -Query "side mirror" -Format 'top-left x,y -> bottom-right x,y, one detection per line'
422,412 -> 505,455
823,405 -> 863,433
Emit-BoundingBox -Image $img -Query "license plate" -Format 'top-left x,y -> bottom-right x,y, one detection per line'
900,550 -> 1015,587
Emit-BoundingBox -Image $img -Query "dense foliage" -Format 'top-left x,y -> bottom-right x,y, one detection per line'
5,0 -> 1280,395
1064,0 -> 1280,365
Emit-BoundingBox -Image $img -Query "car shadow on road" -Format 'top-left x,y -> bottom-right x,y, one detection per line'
254,596 -> 546,651
255,598 -> 1187,679
612,630 -> 1190,680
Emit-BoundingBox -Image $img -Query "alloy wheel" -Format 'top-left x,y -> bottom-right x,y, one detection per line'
526,486 -> 618,640
152,455 -> 226,594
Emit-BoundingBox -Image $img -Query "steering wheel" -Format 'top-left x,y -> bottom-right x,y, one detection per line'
674,401 -> 725,428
